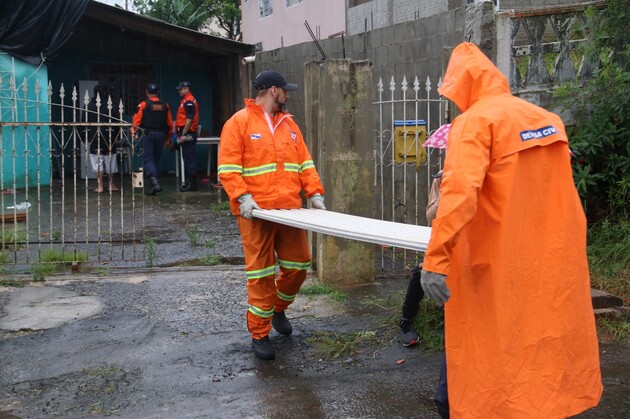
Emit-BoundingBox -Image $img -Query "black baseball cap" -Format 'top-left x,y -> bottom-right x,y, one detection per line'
176,81 -> 191,90
254,70 -> 298,91
146,82 -> 159,94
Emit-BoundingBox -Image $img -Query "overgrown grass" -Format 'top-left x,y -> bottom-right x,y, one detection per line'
300,283 -> 347,302
145,236 -> 156,268
210,201 -> 231,212
588,220 -> 630,299
1,226 -> 26,250
200,254 -> 224,266
0,278 -> 25,287
362,290 -> 445,351
32,249 -> 87,281
186,226 -> 199,247
306,330 -> 378,359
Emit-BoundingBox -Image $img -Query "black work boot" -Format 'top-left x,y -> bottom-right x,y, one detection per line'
146,176 -> 162,196
179,177 -> 197,192
271,311 -> 293,336
252,336 -> 275,360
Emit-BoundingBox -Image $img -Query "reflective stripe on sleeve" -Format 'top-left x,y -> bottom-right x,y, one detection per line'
299,160 -> 315,172
246,264 -> 276,280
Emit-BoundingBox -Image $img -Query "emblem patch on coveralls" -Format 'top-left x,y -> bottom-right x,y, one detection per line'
250,133 -> 261,140
290,131 -> 297,142
519,125 -> 557,142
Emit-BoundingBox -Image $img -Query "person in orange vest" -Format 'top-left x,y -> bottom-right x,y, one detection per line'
175,81 -> 199,192
421,43 -> 602,418
218,70 -> 326,361
131,82 -> 173,195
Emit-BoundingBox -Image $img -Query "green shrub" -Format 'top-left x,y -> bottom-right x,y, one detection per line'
554,0 -> 630,222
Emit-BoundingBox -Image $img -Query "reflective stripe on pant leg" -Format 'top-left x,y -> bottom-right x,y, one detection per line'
238,217 -> 277,339
274,224 -> 310,312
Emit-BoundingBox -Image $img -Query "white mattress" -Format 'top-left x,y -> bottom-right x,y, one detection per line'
252,209 -> 432,252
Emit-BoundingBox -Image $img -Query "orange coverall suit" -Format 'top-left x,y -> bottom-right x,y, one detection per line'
218,99 -> 325,339
423,43 -> 602,418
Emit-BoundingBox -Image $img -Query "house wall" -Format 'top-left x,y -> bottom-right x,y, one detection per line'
252,8 -> 464,130
47,17 -> 224,177
241,0 -> 346,51
347,0 -> 451,35
0,53 -> 51,189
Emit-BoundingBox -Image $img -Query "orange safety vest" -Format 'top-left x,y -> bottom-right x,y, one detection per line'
423,43 -> 602,418
218,98 -> 324,215
175,92 -> 199,132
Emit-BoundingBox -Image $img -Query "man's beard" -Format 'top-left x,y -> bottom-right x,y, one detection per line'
274,97 -> 287,113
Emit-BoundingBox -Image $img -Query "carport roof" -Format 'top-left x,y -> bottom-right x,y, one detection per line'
84,0 -> 253,57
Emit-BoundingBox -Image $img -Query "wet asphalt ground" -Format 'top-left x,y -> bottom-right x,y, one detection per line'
1,176 -> 629,418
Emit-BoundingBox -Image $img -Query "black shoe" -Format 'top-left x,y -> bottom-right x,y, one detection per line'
180,178 -> 198,192
146,176 -> 162,195
252,336 -> 275,360
400,318 -> 419,347
271,311 -> 293,336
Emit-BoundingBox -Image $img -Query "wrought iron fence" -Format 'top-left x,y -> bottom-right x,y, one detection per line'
0,77 -> 146,270
374,74 -> 448,272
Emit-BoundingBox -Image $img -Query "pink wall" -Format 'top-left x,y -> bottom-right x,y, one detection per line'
242,0 -> 346,51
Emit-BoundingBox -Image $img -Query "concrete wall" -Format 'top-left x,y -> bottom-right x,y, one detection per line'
304,60 -> 375,284
252,8 -> 464,131
347,0 -> 452,35
241,0 -> 346,51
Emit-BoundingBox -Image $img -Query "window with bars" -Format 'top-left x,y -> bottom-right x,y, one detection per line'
286,0 -> 303,7
259,0 -> 273,18
88,63 -> 156,119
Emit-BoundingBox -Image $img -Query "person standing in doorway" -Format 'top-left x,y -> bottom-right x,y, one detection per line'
175,81 -> 199,192
218,70 -> 326,361
131,82 -> 173,195
86,84 -> 118,193
420,42 -> 601,418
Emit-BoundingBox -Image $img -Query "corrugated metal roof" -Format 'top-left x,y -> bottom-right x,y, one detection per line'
252,209 -> 431,252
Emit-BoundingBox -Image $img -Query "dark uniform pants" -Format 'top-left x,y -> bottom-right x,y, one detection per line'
180,132 -> 197,178
142,131 -> 165,178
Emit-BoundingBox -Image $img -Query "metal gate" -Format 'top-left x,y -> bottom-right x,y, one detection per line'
374,74 -> 448,271
1,77 -> 146,271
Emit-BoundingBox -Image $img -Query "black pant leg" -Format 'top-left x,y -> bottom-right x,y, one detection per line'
402,265 -> 425,320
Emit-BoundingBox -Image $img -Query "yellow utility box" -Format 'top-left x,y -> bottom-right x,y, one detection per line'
394,120 -> 427,169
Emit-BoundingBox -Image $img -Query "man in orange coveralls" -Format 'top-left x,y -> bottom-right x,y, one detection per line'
421,43 -> 602,418
218,70 -> 326,360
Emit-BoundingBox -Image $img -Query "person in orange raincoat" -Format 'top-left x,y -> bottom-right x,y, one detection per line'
421,43 -> 602,418
218,70 -> 325,361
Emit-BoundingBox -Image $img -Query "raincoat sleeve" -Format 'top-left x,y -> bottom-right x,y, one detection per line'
218,116 -> 249,202
130,101 -> 145,137
293,121 -> 325,198
423,114 -> 491,275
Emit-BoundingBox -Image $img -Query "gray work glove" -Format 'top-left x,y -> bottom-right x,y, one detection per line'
421,270 -> 450,305
310,193 -> 326,210
237,194 -> 260,219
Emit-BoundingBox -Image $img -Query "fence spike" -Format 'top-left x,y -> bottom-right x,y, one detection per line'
59,83 -> 65,100
96,92 -> 101,109
413,76 -> 420,92
9,76 -> 15,92
107,95 -> 113,112
35,79 -> 40,96
71,85 -> 77,103
438,77 -> 443,88
83,90 -> 90,107
377,77 -> 383,93
22,77 -> 28,94
118,98 -> 124,116
425,76 -> 432,92
47,80 -> 53,98
389,76 -> 396,92
401,75 -> 408,92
